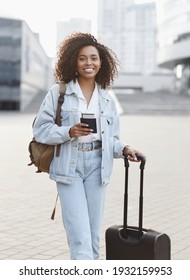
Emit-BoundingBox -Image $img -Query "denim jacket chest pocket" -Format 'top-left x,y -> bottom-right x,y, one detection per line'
61,111 -> 69,125
61,110 -> 79,126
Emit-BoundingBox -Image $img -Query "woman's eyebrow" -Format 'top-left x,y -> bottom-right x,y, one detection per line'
78,54 -> 98,57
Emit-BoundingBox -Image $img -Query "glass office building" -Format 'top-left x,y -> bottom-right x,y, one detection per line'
98,0 -> 157,74
156,0 -> 190,94
0,17 -> 51,110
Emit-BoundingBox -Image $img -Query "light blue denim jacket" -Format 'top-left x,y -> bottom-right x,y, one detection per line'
33,82 -> 128,185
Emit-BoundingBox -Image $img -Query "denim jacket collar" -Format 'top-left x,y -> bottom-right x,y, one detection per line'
65,81 -> 111,112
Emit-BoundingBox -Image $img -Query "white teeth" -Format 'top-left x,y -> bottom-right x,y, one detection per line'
84,68 -> 93,73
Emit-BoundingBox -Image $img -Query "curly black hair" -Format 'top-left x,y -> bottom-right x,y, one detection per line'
54,32 -> 119,89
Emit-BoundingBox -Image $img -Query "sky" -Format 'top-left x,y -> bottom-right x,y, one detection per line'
0,0 -> 155,57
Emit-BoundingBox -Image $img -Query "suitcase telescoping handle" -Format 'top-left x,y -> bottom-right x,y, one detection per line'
123,155 -> 146,239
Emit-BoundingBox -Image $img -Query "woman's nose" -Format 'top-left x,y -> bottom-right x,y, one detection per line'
86,58 -> 92,65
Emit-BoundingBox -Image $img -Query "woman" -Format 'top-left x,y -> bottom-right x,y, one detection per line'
33,32 -> 144,260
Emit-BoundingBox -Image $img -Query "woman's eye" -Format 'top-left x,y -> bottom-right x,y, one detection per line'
79,57 -> 85,62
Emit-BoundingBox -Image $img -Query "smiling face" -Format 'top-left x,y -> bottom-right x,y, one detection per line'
76,45 -> 102,81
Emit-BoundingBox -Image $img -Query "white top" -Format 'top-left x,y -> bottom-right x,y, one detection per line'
70,80 -> 101,142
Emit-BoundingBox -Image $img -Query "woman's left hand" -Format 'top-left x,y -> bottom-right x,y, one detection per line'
123,146 -> 146,162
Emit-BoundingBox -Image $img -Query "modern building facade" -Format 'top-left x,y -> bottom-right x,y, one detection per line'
98,0 -> 157,74
156,0 -> 190,94
56,18 -> 91,47
0,17 -> 51,111
97,0 -> 174,92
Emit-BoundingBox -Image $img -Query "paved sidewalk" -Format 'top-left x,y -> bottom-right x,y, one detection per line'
0,112 -> 190,260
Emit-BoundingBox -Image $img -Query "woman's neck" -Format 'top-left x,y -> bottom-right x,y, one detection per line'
77,78 -> 95,105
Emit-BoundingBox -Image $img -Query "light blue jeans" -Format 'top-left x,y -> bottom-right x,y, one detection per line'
57,144 -> 106,260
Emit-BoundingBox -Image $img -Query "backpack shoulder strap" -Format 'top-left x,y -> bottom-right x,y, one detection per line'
55,81 -> 66,126
55,81 -> 66,157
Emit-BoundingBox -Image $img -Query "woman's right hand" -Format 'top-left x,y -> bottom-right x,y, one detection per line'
69,123 -> 93,138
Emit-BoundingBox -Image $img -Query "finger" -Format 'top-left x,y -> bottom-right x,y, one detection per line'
80,123 -> 89,128
128,154 -> 138,161
134,151 -> 146,162
73,127 -> 92,137
80,123 -> 93,132
80,123 -> 94,133
128,151 -> 138,161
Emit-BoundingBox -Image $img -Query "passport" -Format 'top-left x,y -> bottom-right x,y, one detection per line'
80,113 -> 97,133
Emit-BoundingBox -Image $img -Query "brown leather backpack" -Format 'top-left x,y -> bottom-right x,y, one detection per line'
28,82 -> 66,173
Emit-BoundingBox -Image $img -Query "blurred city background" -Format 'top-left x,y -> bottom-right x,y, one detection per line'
0,0 -> 190,113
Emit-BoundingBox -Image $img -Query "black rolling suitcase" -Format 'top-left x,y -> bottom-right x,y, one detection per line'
105,156 -> 171,260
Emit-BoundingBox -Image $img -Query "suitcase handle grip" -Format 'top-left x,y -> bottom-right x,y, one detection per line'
124,154 -> 146,169
137,155 -> 146,169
